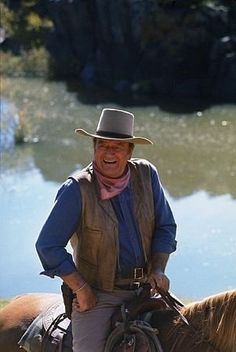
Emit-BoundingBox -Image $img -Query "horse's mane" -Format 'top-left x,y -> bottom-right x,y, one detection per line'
166,289 -> 236,352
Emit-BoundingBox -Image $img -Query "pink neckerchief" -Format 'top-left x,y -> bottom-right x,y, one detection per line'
93,161 -> 130,200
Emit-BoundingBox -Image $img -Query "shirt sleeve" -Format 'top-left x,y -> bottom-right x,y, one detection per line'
35,178 -> 81,278
150,163 -> 177,254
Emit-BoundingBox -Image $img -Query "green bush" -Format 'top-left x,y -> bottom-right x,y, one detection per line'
1,1 -> 53,76
1,47 -> 50,77
0,2 -> 16,37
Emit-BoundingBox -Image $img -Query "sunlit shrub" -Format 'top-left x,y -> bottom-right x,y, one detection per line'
1,47 -> 49,77
0,3 -> 16,37
26,12 -> 43,31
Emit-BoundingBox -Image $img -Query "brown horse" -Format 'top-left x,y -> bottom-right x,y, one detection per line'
0,289 -> 235,352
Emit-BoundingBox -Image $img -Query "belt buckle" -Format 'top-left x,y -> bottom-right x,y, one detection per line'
134,267 -> 144,280
131,281 -> 141,289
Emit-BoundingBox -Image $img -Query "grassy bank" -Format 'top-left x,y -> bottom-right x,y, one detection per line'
0,299 -> 10,309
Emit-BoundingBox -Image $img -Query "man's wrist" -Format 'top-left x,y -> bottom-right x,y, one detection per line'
151,252 -> 169,273
73,282 -> 87,294
61,272 -> 87,294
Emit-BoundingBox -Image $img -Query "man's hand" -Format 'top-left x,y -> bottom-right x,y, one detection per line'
73,284 -> 97,312
61,271 -> 97,312
149,252 -> 170,292
148,269 -> 170,292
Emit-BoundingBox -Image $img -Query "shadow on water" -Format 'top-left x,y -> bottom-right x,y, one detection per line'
65,80 -> 212,114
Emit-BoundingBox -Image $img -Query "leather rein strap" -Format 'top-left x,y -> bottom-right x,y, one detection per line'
155,287 -> 188,325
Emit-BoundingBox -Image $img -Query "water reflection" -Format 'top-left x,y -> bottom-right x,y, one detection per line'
1,77 -> 235,299
2,78 -> 235,199
31,104 -> 236,199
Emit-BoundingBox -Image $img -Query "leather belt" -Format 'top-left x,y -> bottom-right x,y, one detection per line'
115,267 -> 148,290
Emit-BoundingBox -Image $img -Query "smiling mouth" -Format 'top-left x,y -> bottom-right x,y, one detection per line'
104,159 -> 116,164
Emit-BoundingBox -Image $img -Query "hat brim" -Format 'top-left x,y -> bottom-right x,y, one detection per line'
75,129 -> 153,145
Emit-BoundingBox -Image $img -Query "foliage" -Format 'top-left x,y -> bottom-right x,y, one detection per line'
1,1 -> 53,50
0,2 -> 16,37
1,0 -> 52,76
1,47 -> 50,76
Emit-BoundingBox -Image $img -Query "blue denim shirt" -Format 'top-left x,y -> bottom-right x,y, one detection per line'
36,163 -> 177,278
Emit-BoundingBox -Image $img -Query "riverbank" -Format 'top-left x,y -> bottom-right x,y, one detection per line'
0,300 -> 9,309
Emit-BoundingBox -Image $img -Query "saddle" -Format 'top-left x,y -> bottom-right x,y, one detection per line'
18,301 -> 72,352
41,303 -> 72,352
18,286 -> 171,352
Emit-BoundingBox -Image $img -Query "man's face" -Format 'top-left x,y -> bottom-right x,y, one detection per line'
94,139 -> 134,178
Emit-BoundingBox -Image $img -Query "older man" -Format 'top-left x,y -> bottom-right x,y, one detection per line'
36,108 -> 177,352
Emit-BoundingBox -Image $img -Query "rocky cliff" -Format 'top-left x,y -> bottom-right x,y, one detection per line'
10,0 -> 236,103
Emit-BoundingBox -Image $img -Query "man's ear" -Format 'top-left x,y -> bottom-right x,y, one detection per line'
129,143 -> 135,158
129,143 -> 135,152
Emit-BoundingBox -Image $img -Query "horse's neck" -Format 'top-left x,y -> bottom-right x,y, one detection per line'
150,309 -> 177,349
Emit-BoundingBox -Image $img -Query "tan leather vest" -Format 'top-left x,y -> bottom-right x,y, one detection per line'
70,158 -> 155,291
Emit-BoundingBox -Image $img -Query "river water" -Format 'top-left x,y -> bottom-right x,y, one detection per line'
1,77 -> 236,300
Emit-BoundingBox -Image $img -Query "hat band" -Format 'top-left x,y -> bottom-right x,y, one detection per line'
96,130 -> 133,139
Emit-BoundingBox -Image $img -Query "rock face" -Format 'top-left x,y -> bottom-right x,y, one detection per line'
45,1 -> 236,103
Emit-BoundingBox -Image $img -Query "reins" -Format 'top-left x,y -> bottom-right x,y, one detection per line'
104,303 -> 164,352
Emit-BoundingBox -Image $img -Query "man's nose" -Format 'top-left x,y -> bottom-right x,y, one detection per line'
105,147 -> 116,153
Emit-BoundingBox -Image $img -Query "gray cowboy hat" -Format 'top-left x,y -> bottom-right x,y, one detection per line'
75,108 -> 153,145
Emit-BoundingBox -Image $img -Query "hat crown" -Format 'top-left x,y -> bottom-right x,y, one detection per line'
96,108 -> 134,138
